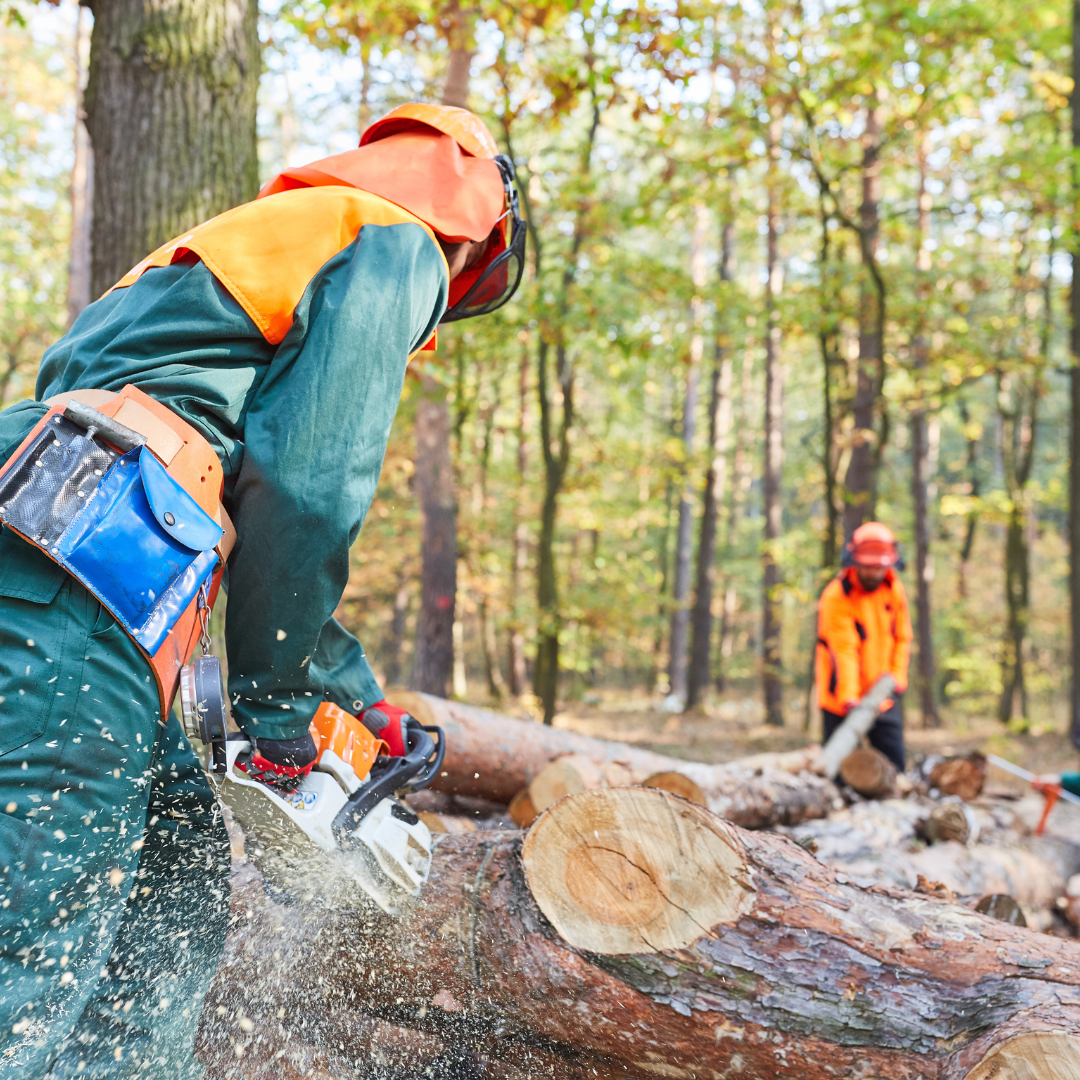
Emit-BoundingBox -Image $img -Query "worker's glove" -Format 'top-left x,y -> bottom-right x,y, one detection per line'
358,701 -> 412,757
237,733 -> 318,793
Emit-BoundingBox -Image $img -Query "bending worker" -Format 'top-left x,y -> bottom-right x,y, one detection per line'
815,522 -> 913,772
0,104 -> 524,1077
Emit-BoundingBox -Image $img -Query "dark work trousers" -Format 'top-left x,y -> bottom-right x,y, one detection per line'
822,695 -> 905,773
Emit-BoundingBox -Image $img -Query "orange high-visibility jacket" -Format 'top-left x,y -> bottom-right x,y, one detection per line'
815,566 -> 912,714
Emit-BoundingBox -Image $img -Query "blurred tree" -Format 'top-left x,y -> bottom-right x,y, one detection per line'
83,0 -> 260,295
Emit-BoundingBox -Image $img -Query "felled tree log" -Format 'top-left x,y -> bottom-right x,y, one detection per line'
839,746 -> 896,797
387,690 -> 839,828
198,788 -> 1080,1079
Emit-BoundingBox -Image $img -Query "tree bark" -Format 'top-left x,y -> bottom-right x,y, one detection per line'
841,102 -> 885,540
387,690 -> 838,828
762,113 -> 785,726
83,0 -> 260,296
67,4 -> 93,328
199,790 -> 1080,1080
687,220 -> 734,710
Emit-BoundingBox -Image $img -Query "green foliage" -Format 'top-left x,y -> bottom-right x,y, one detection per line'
0,10 -> 70,406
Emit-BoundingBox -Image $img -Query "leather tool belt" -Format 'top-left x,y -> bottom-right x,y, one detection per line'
0,385 -> 236,721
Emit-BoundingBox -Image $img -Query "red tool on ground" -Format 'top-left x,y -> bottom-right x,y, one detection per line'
987,754 -> 1080,836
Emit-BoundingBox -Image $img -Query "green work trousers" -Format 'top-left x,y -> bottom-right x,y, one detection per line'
0,529 -> 230,1078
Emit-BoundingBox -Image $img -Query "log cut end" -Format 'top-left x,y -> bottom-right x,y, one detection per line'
521,787 -> 754,955
839,746 -> 896,797
641,771 -> 707,806
964,1033 -> 1080,1080
529,754 -> 607,812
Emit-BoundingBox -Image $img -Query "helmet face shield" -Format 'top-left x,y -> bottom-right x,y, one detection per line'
441,155 -> 527,323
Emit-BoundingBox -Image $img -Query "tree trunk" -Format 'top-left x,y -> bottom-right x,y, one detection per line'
911,141 -> 939,727
762,113 -> 785,726
911,408 -> 939,726
508,342 -> 530,696
387,690 -> 838,828
1070,0 -> 1080,750
687,220 -> 734,710
841,103 -> 885,540
999,493 -> 1030,724
666,236 -> 706,705
411,377 -> 458,697
533,336 -> 565,724
67,4 -> 93,327
383,571 -> 409,687
83,0 -> 260,296
410,43 -> 474,697
717,346 -> 754,686
199,791 -> 1080,1080
818,185 -> 841,569
534,100 -> 599,724
956,398 -> 981,602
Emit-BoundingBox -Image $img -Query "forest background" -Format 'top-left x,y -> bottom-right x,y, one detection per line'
2,0 -> 1075,746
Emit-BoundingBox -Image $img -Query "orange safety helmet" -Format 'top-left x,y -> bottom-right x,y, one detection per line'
359,102 -> 499,160
259,103 -> 526,322
842,522 -> 904,569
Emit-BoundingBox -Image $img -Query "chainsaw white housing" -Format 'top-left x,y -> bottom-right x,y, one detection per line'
220,737 -> 433,916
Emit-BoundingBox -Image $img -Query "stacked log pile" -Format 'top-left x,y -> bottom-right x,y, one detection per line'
198,788 -> 1080,1080
195,697 -> 1080,1078
388,691 -> 839,828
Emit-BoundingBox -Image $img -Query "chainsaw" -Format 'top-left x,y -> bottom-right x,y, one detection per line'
179,656 -> 444,915
987,754 -> 1080,836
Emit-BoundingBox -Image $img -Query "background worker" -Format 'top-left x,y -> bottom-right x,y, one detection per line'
0,103 -> 524,1078
815,522 -> 913,772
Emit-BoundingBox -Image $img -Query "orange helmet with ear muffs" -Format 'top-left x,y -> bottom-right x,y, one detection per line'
260,103 -> 526,323
841,522 -> 905,570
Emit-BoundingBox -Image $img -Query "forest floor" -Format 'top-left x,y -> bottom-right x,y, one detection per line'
536,692 -> 1076,794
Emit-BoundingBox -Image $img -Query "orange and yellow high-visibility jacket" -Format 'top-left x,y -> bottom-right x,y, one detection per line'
815,566 -> 912,714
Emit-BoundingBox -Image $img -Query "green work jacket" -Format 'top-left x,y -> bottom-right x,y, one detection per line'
0,222 -> 447,741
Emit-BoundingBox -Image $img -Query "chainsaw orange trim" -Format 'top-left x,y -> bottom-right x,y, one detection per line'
106,187 -> 449,348
310,701 -> 387,783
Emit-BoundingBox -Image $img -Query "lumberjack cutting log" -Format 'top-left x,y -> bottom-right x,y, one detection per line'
0,104 -> 525,1077
816,522 -> 913,777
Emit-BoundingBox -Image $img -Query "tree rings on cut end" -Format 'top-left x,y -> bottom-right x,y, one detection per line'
641,771 -> 707,806
528,755 -> 606,814
963,1032 -> 1080,1080
521,787 -> 754,954
974,893 -> 1027,927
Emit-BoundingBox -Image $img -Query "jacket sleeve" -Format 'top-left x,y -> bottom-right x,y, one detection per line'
818,580 -> 862,710
890,579 -> 913,694
224,222 -> 446,740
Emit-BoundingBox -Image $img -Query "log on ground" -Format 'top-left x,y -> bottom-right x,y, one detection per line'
388,690 -> 839,828
784,796 -> 1080,927
197,787 -> 1080,1079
